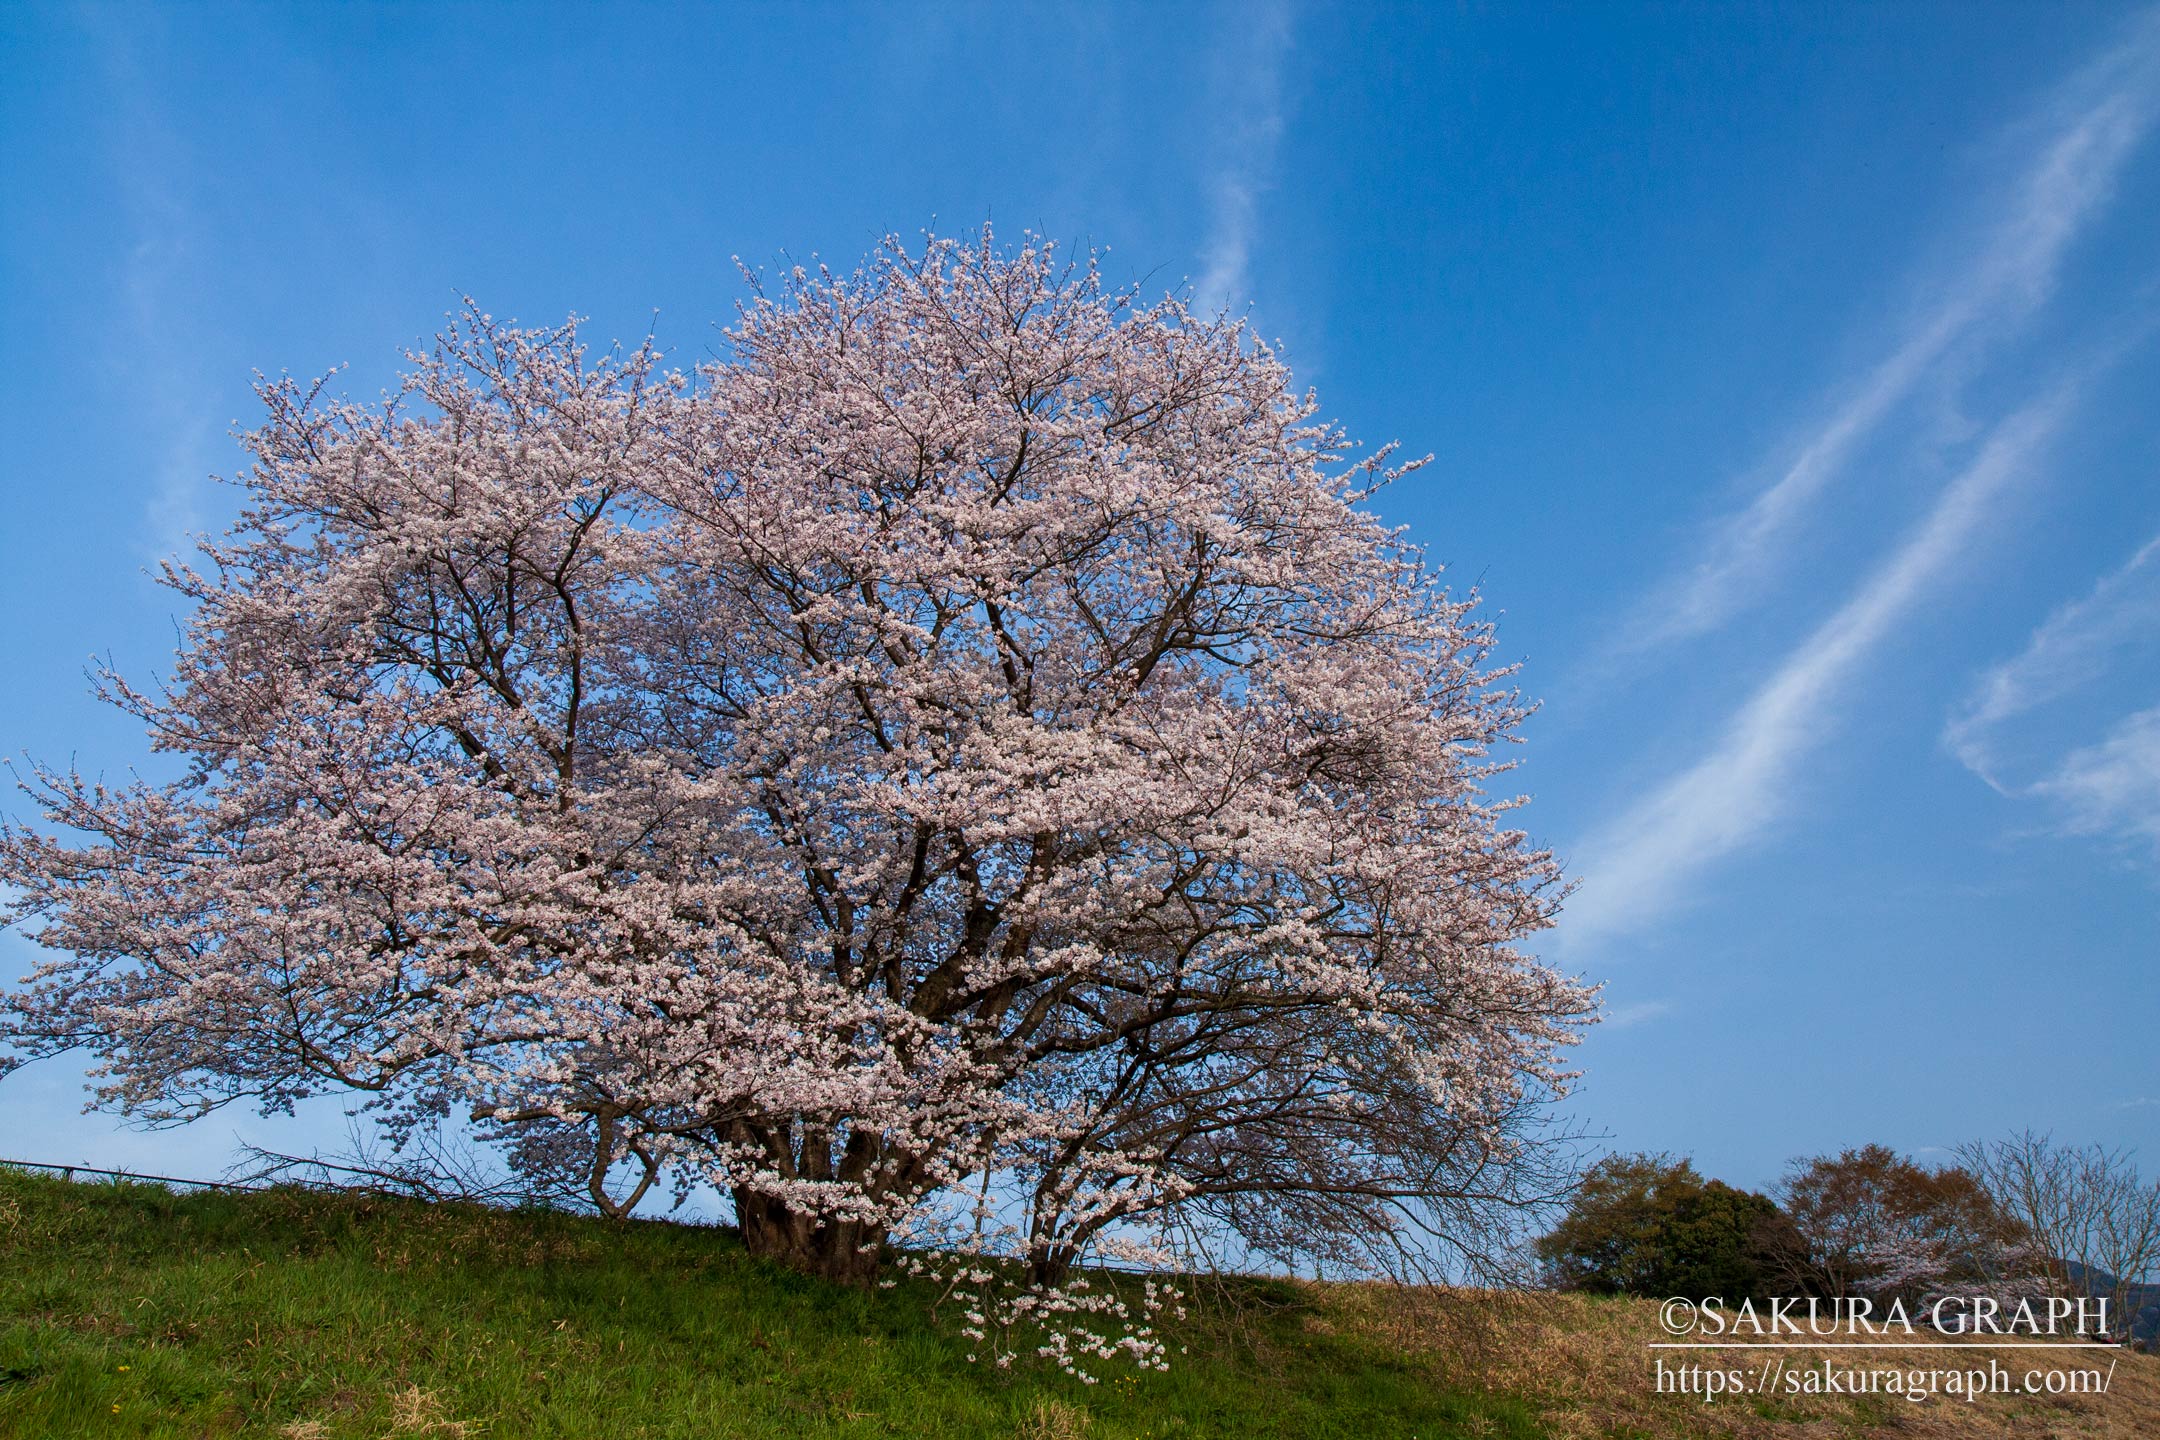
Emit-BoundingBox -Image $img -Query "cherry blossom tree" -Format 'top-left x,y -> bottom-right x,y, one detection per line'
1,229 -> 1593,1293
1776,1145 -> 2025,1304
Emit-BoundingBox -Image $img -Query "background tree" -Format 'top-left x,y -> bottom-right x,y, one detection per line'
1776,1144 -> 2026,1305
1536,1153 -> 1798,1300
1957,1131 -> 2160,1336
0,229 -> 1594,1296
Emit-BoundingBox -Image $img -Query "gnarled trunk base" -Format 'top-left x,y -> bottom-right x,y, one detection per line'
1028,1246 -> 1078,1289
733,1189 -> 885,1285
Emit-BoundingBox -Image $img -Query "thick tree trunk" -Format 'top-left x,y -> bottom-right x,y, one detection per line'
732,1188 -> 885,1285
1027,1248 -> 1076,1289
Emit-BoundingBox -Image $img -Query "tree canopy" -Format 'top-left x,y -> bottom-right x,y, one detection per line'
1537,1153 -> 1797,1300
1,230 -> 1593,1302
1779,1144 -> 2027,1305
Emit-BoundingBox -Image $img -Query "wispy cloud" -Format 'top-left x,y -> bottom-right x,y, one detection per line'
1610,6 -> 2160,661
1942,518 -> 2160,859
2032,706 -> 2160,856
1945,531 -> 2160,787
1192,0 -> 1295,315
125,230 -> 219,558
81,7 -> 223,561
1601,999 -> 1675,1030
1564,392 -> 2077,946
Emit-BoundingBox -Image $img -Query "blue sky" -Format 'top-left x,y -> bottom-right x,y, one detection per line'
2,1 -> 2157,1198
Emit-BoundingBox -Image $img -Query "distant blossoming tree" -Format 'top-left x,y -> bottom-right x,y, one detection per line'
1,230 -> 1593,1294
1775,1145 -> 2025,1304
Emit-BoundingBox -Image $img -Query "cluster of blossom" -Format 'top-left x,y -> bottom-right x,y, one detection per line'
881,1174 -> 1200,1381
1866,1234 -> 2063,1316
892,1241 -> 1181,1382
0,226 -> 1594,1319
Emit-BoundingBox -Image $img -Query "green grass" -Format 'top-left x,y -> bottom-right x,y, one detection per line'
0,1166 -> 1542,1439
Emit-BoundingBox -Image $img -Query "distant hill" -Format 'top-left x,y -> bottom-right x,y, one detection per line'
2065,1259 -> 2160,1344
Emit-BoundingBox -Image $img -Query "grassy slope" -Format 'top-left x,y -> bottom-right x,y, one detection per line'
11,1168 -> 2158,1440
0,1168 -> 1537,1440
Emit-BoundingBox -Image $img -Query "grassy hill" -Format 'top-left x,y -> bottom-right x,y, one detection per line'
2,1165 -> 2155,1439
0,1166 -> 1529,1439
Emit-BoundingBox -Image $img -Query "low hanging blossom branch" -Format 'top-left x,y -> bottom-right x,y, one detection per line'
0,227 -> 1595,1362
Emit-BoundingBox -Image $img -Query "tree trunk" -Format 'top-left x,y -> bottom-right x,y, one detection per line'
1028,1241 -> 1079,1289
732,1188 -> 885,1285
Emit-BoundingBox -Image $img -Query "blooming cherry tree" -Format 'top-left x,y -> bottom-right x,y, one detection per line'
1,230 -> 1593,1292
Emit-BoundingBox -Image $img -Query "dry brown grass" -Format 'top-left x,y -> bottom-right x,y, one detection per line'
382,1384 -> 484,1438
1317,1284 -> 2160,1439
1013,1395 -> 1091,1439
